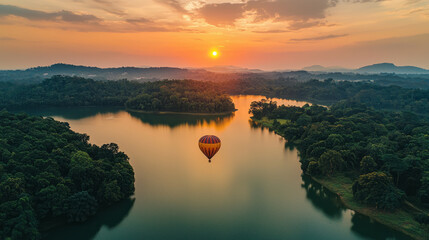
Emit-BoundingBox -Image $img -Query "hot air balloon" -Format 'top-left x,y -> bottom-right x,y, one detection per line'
198,135 -> 221,162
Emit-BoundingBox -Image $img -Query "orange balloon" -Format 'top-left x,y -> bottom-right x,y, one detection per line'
198,135 -> 221,162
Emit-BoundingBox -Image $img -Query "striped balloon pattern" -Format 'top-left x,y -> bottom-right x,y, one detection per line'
198,135 -> 221,162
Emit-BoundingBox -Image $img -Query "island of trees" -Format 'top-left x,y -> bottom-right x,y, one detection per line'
249,99 -> 429,239
0,76 -> 235,114
0,111 -> 135,239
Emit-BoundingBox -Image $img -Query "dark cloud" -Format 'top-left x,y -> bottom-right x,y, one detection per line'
197,3 -> 246,26
291,33 -> 348,41
0,4 -> 101,23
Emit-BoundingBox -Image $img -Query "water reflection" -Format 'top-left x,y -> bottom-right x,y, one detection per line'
350,214 -> 411,240
11,106 -> 123,120
30,95 -> 416,240
301,174 -> 345,219
43,198 -> 135,240
300,174 -> 411,240
128,111 -> 235,129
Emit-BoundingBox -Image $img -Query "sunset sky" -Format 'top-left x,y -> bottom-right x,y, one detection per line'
1,0 -> 428,70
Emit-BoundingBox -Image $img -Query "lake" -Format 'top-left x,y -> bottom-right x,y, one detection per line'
29,95 -> 410,240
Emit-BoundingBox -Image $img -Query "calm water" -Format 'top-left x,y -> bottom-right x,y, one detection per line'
26,95 -> 410,240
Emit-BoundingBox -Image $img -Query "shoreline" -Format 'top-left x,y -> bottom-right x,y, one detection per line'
126,108 -> 237,116
312,176 -> 427,240
253,118 -> 429,240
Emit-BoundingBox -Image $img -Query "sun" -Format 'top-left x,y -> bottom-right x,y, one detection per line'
209,50 -> 219,58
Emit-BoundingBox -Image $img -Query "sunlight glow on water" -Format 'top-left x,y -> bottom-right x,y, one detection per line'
38,95 -> 410,240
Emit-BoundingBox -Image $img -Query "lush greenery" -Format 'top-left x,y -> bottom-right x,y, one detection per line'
249,99 -> 429,209
0,76 -> 235,114
3,75 -> 429,115
0,111 -> 135,239
125,80 -> 234,113
224,78 -> 429,115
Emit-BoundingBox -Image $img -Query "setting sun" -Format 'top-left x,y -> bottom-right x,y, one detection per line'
210,50 -> 219,58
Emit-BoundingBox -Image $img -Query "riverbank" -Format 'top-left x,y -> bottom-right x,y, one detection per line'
313,175 -> 428,240
253,118 -> 429,240
126,108 -> 237,116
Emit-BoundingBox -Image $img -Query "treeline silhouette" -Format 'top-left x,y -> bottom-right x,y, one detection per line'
249,99 -> 429,211
0,76 -> 235,113
0,111 -> 135,239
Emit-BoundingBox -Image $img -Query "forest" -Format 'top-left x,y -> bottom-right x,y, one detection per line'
249,99 -> 429,221
0,111 -> 135,239
223,78 -> 429,114
2,75 -> 429,115
0,76 -> 235,114
125,80 -> 235,113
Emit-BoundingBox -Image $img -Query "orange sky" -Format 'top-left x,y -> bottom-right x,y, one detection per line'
1,0 -> 429,70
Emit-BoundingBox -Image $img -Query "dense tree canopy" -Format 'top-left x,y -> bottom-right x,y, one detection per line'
0,76 -> 235,114
225,78 -> 429,115
125,80 -> 235,113
0,111 -> 135,239
249,99 -> 429,210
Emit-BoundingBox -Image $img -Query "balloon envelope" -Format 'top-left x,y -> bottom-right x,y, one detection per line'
198,135 -> 221,162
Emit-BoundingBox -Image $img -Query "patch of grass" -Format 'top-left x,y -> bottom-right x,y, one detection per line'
253,118 -> 289,128
313,175 -> 429,240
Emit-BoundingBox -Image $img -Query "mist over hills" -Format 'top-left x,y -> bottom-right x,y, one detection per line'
356,63 -> 429,74
302,63 -> 429,74
1,63 -> 429,89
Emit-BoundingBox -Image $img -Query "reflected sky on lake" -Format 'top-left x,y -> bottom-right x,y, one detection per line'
39,95 -> 411,240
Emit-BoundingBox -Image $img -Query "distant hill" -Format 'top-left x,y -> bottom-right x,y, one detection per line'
1,63 -> 429,90
0,63 -> 236,82
202,65 -> 264,73
303,63 -> 429,74
302,65 -> 352,73
0,63 -> 305,83
356,63 -> 429,74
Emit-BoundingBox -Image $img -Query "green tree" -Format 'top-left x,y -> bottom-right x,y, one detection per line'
64,191 -> 98,223
360,156 -> 377,174
419,171 -> 429,203
352,172 -> 404,210
319,150 -> 344,175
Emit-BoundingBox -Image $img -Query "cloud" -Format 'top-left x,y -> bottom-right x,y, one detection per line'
291,33 -> 348,41
197,3 -> 246,26
72,0 -> 125,16
246,0 -> 337,22
0,4 -> 191,33
154,0 -> 189,14
126,17 -> 152,24
194,0 -> 385,28
252,29 -> 290,33
0,4 -> 101,23
288,20 -> 327,30
195,0 -> 337,27
91,0 -> 126,16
